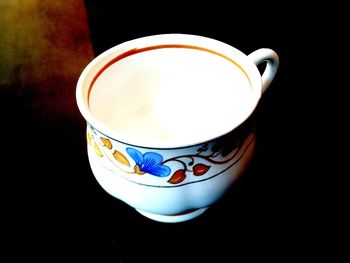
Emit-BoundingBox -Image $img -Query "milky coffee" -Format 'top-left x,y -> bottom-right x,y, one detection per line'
88,46 -> 253,143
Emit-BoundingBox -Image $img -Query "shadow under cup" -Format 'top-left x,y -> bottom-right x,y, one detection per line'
76,34 -> 277,223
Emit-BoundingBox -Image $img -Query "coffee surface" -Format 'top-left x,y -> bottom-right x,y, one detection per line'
89,47 -> 253,143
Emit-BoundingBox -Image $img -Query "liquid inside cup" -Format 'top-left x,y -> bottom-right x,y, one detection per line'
88,46 -> 254,144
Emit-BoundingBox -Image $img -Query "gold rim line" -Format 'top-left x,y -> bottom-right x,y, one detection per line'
87,44 -> 252,108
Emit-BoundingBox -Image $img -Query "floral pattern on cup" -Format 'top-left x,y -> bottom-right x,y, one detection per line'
87,116 -> 254,186
126,148 -> 171,177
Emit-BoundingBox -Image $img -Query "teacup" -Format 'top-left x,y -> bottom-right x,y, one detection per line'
76,34 -> 279,223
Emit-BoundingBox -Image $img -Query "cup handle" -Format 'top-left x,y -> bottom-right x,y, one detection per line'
248,48 -> 279,94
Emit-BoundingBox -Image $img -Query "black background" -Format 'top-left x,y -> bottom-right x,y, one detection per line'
1,1 -> 339,262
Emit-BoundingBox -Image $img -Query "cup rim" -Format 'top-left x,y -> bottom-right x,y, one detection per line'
76,33 -> 262,149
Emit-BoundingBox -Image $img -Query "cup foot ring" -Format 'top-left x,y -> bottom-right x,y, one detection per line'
135,207 -> 208,223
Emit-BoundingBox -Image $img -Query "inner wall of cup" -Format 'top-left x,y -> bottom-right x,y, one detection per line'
87,44 -> 252,105
78,35 -> 261,147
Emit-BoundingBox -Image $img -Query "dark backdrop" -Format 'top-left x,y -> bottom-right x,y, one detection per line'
1,1 -> 335,262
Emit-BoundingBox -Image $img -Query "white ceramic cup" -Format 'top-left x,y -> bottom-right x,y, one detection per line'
76,34 -> 279,223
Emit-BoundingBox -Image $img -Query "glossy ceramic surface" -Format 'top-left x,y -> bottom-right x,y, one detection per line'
76,34 -> 279,222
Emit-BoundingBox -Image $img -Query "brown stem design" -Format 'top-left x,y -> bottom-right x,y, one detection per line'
162,140 -> 243,166
210,145 -> 240,159
165,157 -> 193,172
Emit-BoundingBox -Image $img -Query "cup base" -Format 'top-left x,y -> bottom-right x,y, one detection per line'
135,207 -> 208,223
